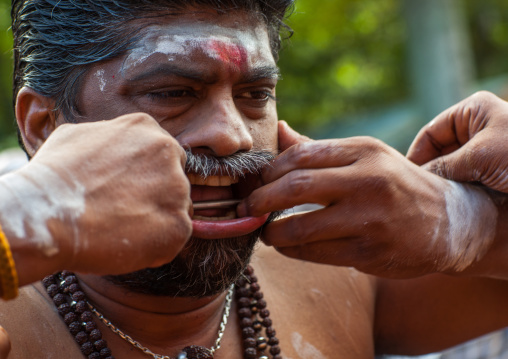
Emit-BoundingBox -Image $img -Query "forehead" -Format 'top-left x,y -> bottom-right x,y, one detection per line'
122,10 -> 275,73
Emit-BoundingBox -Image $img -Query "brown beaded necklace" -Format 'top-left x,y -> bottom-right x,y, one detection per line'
42,265 -> 281,359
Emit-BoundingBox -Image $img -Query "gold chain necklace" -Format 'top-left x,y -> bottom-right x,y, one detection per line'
87,284 -> 235,359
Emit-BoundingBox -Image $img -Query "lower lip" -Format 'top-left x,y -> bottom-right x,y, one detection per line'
192,213 -> 270,239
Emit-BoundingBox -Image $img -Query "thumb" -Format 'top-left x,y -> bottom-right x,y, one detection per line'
277,120 -> 312,153
0,326 -> 11,359
407,128 -> 460,166
422,148 -> 476,183
422,133 -> 508,193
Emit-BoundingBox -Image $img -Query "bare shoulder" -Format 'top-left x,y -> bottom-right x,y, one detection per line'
251,244 -> 377,359
0,282 -> 80,358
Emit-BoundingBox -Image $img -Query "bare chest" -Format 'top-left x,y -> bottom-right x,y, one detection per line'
1,252 -> 376,359
251,252 -> 377,359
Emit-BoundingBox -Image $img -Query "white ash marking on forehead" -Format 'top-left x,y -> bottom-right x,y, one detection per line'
122,23 -> 272,71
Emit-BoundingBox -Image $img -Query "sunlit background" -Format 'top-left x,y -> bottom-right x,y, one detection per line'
0,0 -> 507,358
276,0 -> 508,152
1,0 -> 508,153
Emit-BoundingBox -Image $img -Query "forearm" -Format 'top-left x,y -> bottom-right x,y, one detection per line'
0,164 -> 71,287
375,188 -> 508,355
448,189 -> 508,279
375,274 -> 508,355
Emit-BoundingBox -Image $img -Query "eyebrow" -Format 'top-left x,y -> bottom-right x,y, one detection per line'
125,64 -> 215,83
239,66 -> 281,83
124,63 -> 281,84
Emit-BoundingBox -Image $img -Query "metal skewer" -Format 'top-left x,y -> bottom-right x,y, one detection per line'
193,199 -> 241,210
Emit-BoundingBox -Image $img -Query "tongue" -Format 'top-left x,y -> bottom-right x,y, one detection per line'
192,213 -> 270,239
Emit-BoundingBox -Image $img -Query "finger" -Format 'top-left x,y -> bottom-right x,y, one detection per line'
0,326 -> 11,359
422,133 -> 508,193
275,241 -> 424,279
178,142 -> 188,169
406,91 -> 506,165
261,205 -> 360,247
262,137 -> 364,185
270,233 -> 386,274
277,120 -> 312,153
265,211 -> 415,278
407,106 -> 464,165
421,147 -> 477,182
240,166 -> 358,217
275,239 -> 355,267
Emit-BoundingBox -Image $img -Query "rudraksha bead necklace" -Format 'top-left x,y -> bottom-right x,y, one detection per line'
43,265 -> 281,359
235,266 -> 282,359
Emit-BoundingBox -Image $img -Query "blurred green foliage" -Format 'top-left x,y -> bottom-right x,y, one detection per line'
465,0 -> 508,79
276,0 -> 408,133
0,0 -> 15,150
0,0 -> 507,148
276,0 -> 508,134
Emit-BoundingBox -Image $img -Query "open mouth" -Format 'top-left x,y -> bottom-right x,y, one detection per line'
188,172 -> 260,221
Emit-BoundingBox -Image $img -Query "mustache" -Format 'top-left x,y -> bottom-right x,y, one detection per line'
185,150 -> 276,178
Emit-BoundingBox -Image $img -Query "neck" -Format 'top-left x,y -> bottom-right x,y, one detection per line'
77,273 -> 232,351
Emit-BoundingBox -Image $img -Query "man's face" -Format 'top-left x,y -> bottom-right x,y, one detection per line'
74,9 -> 280,296
78,8 -> 278,227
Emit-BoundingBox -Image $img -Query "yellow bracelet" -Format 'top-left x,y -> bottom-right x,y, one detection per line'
0,225 -> 18,300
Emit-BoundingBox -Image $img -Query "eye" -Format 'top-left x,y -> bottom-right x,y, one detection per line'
136,87 -> 197,118
147,89 -> 194,100
237,90 -> 277,102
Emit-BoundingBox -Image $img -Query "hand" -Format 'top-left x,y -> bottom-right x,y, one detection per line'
239,122 -> 497,278
1,113 -> 192,284
407,91 -> 508,193
0,326 -> 10,359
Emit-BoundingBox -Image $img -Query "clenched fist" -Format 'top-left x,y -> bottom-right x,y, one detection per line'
0,113 -> 192,285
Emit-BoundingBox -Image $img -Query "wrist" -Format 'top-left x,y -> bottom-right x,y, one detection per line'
0,163 -> 82,285
451,191 -> 508,279
439,182 -> 498,274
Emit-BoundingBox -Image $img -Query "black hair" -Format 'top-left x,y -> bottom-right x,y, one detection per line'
11,0 -> 294,149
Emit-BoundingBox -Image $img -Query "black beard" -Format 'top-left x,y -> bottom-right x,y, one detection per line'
106,149 -> 280,298
105,211 -> 282,298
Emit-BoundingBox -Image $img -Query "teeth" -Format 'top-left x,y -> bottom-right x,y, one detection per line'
193,210 -> 236,221
187,174 -> 239,186
206,176 -> 220,186
220,176 -> 239,186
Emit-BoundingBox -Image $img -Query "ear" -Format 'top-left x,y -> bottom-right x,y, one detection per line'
15,87 -> 58,156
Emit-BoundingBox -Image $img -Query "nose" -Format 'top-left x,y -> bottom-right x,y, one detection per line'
177,96 -> 253,157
